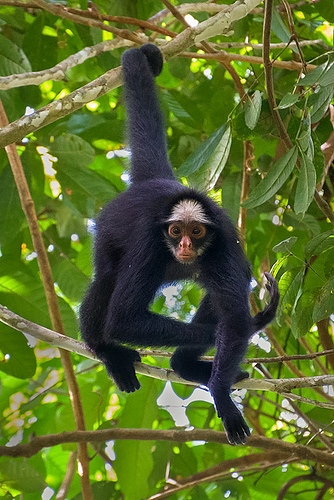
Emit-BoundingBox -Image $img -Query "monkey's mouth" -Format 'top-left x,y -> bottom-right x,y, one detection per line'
176,253 -> 197,264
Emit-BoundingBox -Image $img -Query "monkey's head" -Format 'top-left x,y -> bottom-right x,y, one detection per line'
164,199 -> 214,265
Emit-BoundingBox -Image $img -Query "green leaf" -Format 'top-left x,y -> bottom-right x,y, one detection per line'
0,325 -> 36,378
270,256 -> 289,279
242,146 -> 298,209
271,9 -> 294,47
188,125 -> 232,191
114,378 -> 160,500
304,231 -> 334,260
310,85 -> 334,123
312,131 -> 325,182
50,135 -> 118,207
272,237 -> 298,253
0,460 -> 46,493
176,123 -> 227,178
0,165 -> 26,247
277,93 -> 299,109
50,134 -> 95,168
291,288 -> 318,338
313,277 -> 334,321
245,91 -> 262,130
316,0 -> 334,22
53,259 -> 90,302
294,154 -> 316,215
318,63 -> 334,87
296,130 -> 312,157
0,34 -> 31,76
296,63 -> 327,86
164,90 -> 198,129
276,269 -> 304,325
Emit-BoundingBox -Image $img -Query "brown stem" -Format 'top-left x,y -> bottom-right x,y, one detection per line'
277,473 -> 334,500
56,451 -> 78,500
0,99 -> 92,499
238,141 -> 254,238
317,319 -> 334,371
64,9 -> 177,38
181,50 -> 317,72
32,0 -> 143,44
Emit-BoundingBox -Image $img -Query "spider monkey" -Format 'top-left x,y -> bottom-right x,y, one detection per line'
80,44 -> 279,445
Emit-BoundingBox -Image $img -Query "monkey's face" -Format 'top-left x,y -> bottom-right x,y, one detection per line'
165,221 -> 210,264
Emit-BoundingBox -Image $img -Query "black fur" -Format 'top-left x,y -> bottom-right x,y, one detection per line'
80,44 -> 279,445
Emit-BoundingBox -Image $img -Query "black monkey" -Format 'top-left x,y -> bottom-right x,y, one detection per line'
80,44 -> 279,445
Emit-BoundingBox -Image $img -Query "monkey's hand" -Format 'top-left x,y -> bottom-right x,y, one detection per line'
264,271 -> 279,304
252,272 -> 280,333
104,348 -> 141,393
210,385 -> 251,445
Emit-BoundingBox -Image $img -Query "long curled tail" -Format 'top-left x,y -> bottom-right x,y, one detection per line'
252,272 -> 279,333
121,44 -> 175,183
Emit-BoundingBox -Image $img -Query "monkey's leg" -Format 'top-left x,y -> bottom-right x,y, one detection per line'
171,295 -> 249,386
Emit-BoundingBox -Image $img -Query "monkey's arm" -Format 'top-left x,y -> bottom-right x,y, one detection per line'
121,44 -> 174,183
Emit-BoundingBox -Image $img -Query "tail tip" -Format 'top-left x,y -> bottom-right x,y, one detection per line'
139,43 -> 163,77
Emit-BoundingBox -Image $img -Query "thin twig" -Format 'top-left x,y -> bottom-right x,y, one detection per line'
32,0 -> 143,44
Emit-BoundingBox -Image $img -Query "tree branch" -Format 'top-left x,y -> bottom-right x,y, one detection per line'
150,451 -> 288,499
1,428 -> 334,467
1,304 -> 334,406
0,39 -> 132,90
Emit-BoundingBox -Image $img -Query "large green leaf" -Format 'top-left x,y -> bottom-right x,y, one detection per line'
176,124 -> 228,177
242,146 -> 298,208
0,325 -> 36,378
0,460 -> 46,493
114,378 -> 160,500
245,90 -> 262,130
188,125 -> 232,191
313,277 -> 334,321
50,134 -> 118,206
304,231 -> 334,260
294,154 -> 316,215
0,34 -> 31,76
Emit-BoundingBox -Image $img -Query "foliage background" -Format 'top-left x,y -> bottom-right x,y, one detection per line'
0,0 -> 334,498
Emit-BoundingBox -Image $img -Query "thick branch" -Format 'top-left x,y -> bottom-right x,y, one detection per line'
0,39 -> 131,90
1,304 -> 334,406
1,428 -> 334,467
0,66 -> 122,148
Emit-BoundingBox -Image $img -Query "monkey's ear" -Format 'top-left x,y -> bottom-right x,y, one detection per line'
139,44 -> 164,77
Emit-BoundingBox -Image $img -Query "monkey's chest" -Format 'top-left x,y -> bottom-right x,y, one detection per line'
163,260 -> 201,283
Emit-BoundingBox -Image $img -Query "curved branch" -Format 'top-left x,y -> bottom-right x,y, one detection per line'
0,66 -> 122,148
277,473 -> 334,500
0,39 -> 132,90
1,428 -> 334,467
1,304 -> 334,406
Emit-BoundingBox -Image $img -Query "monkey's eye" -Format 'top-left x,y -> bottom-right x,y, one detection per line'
192,225 -> 206,238
169,225 -> 181,237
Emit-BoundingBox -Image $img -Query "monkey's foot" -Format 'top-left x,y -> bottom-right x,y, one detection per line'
100,347 -> 141,393
210,384 -> 251,445
234,370 -> 249,383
